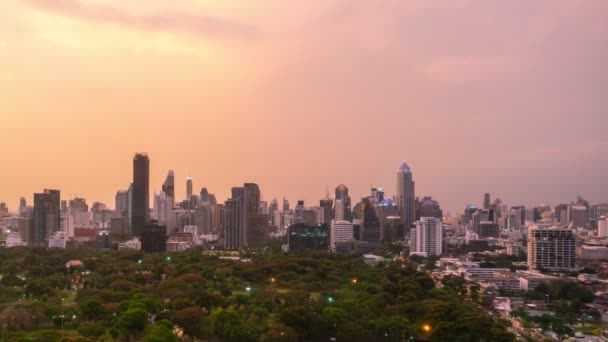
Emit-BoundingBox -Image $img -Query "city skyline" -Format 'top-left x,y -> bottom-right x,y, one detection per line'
1,154 -> 605,215
1,1 -> 607,213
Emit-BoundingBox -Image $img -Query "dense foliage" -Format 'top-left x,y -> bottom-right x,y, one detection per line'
0,247 -> 514,341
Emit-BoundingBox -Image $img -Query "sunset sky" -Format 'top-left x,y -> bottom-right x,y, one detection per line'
1,0 -> 607,213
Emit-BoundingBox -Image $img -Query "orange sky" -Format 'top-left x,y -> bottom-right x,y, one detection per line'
1,0 -> 607,213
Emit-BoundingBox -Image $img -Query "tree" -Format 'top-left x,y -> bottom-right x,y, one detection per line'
118,308 -> 148,334
142,324 -> 178,342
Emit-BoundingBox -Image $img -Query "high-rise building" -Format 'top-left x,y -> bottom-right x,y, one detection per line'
361,198 -> 381,250
334,199 -> 345,221
131,153 -> 150,235
115,190 -> 129,218
224,195 -> 243,249
288,223 -> 329,251
282,198 -> 290,212
568,203 -> 590,228
396,162 -> 415,230
0,202 -> 8,217
528,226 -> 576,271
410,217 -> 442,257
154,192 -> 173,227
33,189 -> 61,246
416,196 -> 443,220
335,184 -> 352,221
598,216 -> 608,237
140,222 -> 167,253
200,188 -> 210,204
320,198 -> 334,224
554,204 -> 568,226
19,197 -> 27,214
186,177 -> 193,201
330,220 -> 353,251
477,221 -> 500,238
162,170 -> 175,204
483,193 -> 491,210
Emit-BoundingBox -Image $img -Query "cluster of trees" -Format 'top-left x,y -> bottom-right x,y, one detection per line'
0,247 -> 514,341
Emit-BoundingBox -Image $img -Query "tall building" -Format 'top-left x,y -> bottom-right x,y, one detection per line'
224,195 -> 243,249
528,226 -> 576,271
131,153 -> 150,235
19,197 -> 27,214
410,217 -> 442,257
568,203 -> 590,228
162,170 -> 175,203
200,188 -> 210,204
361,198 -> 381,250
320,198 -> 334,224
416,196 -> 443,220
483,193 -> 491,210
396,162 -> 415,230
33,189 -> 61,246
335,184 -> 352,221
330,220 -> 354,251
115,190 -> 129,218
598,216 -> 608,238
186,177 -> 193,201
288,223 -> 329,251
140,222 -> 167,253
154,192 -> 173,227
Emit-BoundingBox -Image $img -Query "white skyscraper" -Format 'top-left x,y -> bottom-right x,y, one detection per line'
115,190 -> 129,218
334,199 -> 345,221
410,217 -> 442,257
598,216 -> 608,237
154,192 -> 173,227
330,220 -> 353,251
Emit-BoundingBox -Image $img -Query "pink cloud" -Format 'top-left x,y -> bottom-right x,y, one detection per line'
24,0 -> 259,39
416,55 -> 528,84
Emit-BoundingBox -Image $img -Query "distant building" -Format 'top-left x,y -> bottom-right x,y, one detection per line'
416,196 -> 443,220
361,198 -> 381,250
5,232 -> 23,247
335,184 -> 352,221
288,223 -> 329,251
140,222 -> 167,253
95,231 -> 112,250
330,220 -> 353,251
396,162 -> 415,230
33,189 -> 61,246
410,217 -> 442,257
162,170 -> 175,206
598,216 -> 608,237
528,226 -> 576,271
48,231 -> 67,249
477,221 -> 500,238
580,245 -> 608,260
320,198 -> 334,224
115,190 -> 129,219
131,153 -> 150,235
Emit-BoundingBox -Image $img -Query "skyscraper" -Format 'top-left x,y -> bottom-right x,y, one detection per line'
330,220 -> 354,251
396,162 -> 415,230
320,198 -> 334,224
186,177 -> 193,201
483,193 -> 491,210
361,198 -> 381,250
528,226 -> 576,271
162,170 -> 175,206
131,153 -> 150,236
33,189 -> 61,246
115,190 -> 129,218
335,184 -> 352,221
410,217 -> 442,257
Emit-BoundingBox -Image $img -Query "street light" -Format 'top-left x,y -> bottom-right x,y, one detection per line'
245,286 -> 251,292
351,278 -> 358,284
422,324 -> 431,333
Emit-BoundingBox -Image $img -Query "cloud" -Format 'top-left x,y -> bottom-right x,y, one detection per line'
24,0 -> 259,40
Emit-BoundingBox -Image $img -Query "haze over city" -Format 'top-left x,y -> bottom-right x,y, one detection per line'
2,0 -> 608,212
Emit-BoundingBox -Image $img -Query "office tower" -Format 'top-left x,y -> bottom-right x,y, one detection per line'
383,216 -> 403,243
61,213 -> 74,237
115,190 -> 129,218
598,217 -> 608,237
19,197 -> 27,213
416,196 -> 443,220
60,200 -> 68,215
186,177 -> 193,201
224,196 -> 243,249
410,217 -> 442,257
140,222 -> 167,253
591,204 -> 608,227
528,226 -> 576,271
463,205 -> 478,223
334,199 -> 345,221
0,203 -> 8,217
554,204 -> 568,225
331,220 -> 353,251
335,184 -> 352,221
477,221 -> 500,238
195,204 -> 214,235
33,189 -> 61,246
69,197 -> 89,214
162,170 -> 175,203
19,206 -> 34,243
268,199 -> 279,226
320,198 -> 334,224
568,203 -> 590,227
376,198 -> 398,240
200,188 -> 210,204
483,193 -> 491,210
288,223 -> 329,251
260,201 -> 269,215
282,198 -> 290,212
510,206 -> 526,225
370,187 -> 385,205
396,162 -> 415,230
154,192 -> 173,227
131,153 -> 150,235
361,198 -> 381,250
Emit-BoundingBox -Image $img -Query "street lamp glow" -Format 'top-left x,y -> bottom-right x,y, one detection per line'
423,324 -> 431,333
245,286 -> 251,292
351,278 -> 358,284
